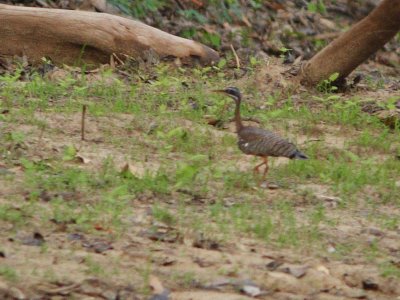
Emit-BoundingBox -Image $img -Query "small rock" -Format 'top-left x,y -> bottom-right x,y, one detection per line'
327,245 -> 336,253
241,285 -> 262,297
102,290 -> 118,300
20,232 -> 45,246
315,265 -> 330,275
150,289 -> 170,300
68,233 -> 84,241
362,279 -> 379,291
203,278 -> 232,290
281,266 -> 308,278
316,194 -> 342,203
364,227 -> 384,237
260,182 -> 279,189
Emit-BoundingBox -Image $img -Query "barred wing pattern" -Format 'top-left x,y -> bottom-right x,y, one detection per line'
237,127 -> 298,158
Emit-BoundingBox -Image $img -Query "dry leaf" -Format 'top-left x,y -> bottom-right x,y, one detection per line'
266,260 -> 284,271
121,162 -> 146,178
75,155 -> 91,164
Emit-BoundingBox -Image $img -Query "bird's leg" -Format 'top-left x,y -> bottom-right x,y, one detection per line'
253,158 -> 267,176
262,157 -> 269,182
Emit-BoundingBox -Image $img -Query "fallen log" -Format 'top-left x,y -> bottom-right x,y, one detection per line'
299,0 -> 400,86
0,4 -> 219,65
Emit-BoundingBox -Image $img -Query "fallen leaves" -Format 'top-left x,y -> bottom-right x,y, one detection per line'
266,260 -> 284,271
62,145 -> 92,164
121,162 -> 147,178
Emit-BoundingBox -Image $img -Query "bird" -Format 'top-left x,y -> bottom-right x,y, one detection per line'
213,87 -> 308,183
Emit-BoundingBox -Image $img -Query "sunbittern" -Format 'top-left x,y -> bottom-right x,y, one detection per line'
213,87 -> 308,183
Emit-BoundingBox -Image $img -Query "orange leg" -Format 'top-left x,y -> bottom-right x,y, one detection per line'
262,157 -> 269,181
253,157 -> 269,184
253,157 -> 267,175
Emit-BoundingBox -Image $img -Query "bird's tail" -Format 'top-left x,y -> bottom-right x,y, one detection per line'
291,150 -> 308,160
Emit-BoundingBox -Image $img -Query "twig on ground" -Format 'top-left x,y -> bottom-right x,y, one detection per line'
230,44 -> 241,69
81,104 -> 87,141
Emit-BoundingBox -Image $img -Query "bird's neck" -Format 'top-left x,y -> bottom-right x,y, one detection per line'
234,99 -> 243,131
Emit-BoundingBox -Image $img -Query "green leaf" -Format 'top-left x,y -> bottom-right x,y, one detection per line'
166,127 -> 187,139
307,2 -> 317,13
9,132 -> 25,143
63,145 -> 77,161
217,58 -> 227,69
326,95 -> 341,100
189,154 -> 208,163
328,72 -> 339,82
279,47 -> 291,53
175,164 -> 199,188
250,56 -> 258,66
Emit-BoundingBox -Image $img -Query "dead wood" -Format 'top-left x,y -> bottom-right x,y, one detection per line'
299,0 -> 400,86
0,4 -> 219,66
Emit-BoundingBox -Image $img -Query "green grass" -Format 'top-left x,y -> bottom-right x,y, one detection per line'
0,266 -> 18,282
1,62 -> 400,286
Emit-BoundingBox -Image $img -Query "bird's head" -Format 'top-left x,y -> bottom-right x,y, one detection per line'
212,87 -> 242,103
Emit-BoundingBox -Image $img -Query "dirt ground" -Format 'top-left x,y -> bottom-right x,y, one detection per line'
1,60 -> 400,299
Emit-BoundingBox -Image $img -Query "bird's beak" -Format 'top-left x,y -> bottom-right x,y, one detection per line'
211,89 -> 227,94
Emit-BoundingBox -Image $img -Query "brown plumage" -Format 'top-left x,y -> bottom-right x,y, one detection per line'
213,87 -> 308,181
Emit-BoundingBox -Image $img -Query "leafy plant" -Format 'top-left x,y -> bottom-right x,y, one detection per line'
317,72 -> 340,93
111,0 -> 167,18
307,0 -> 327,14
201,32 -> 222,48
178,9 -> 207,24
0,266 -> 18,282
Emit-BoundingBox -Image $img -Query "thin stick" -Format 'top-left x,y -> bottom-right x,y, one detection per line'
230,44 -> 240,69
302,139 -> 321,145
81,104 -> 87,141
113,53 -> 125,66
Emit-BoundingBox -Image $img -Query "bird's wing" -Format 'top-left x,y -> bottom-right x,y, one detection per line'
238,127 -> 297,158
